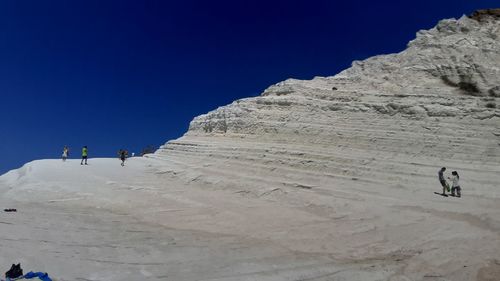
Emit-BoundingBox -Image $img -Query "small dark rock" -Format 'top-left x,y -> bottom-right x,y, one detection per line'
485,102 -> 496,109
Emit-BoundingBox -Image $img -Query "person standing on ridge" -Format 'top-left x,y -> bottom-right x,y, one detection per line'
81,146 -> 88,165
448,171 -> 461,197
438,167 -> 449,195
62,145 -> 69,161
118,149 -> 128,166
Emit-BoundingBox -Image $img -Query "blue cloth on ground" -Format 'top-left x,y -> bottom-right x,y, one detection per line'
24,271 -> 52,281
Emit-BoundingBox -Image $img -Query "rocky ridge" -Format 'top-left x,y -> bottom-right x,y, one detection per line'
152,10 -> 500,196
145,14 -> 500,278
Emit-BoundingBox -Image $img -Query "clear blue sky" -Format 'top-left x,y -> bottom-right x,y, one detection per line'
0,0 -> 497,174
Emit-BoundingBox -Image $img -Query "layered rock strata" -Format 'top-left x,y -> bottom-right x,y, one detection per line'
1,10 -> 499,281
153,11 -> 500,197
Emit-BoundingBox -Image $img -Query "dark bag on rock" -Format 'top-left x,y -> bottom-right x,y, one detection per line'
5,263 -> 23,279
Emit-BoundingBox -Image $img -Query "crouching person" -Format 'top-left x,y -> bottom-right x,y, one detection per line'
449,171 -> 461,197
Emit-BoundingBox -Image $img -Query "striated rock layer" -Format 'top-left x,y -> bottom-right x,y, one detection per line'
1,10 -> 499,281
149,12 -> 500,278
154,11 -> 500,197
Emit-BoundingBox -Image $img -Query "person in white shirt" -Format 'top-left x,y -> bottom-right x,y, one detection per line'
62,146 -> 69,161
448,171 -> 461,197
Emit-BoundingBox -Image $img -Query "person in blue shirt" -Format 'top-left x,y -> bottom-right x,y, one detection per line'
438,167 -> 449,195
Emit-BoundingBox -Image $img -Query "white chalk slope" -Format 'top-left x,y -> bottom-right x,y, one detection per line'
1,10 -> 500,281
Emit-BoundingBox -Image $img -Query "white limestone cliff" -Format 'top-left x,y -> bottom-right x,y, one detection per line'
154,12 -> 500,196
1,10 -> 500,281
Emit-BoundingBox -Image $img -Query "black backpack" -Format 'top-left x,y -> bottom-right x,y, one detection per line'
5,263 -> 23,279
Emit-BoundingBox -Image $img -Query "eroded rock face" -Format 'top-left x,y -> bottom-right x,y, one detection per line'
469,8 -> 500,22
154,12 -> 500,195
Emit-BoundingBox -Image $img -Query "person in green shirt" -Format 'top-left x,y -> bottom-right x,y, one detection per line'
81,146 -> 88,165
